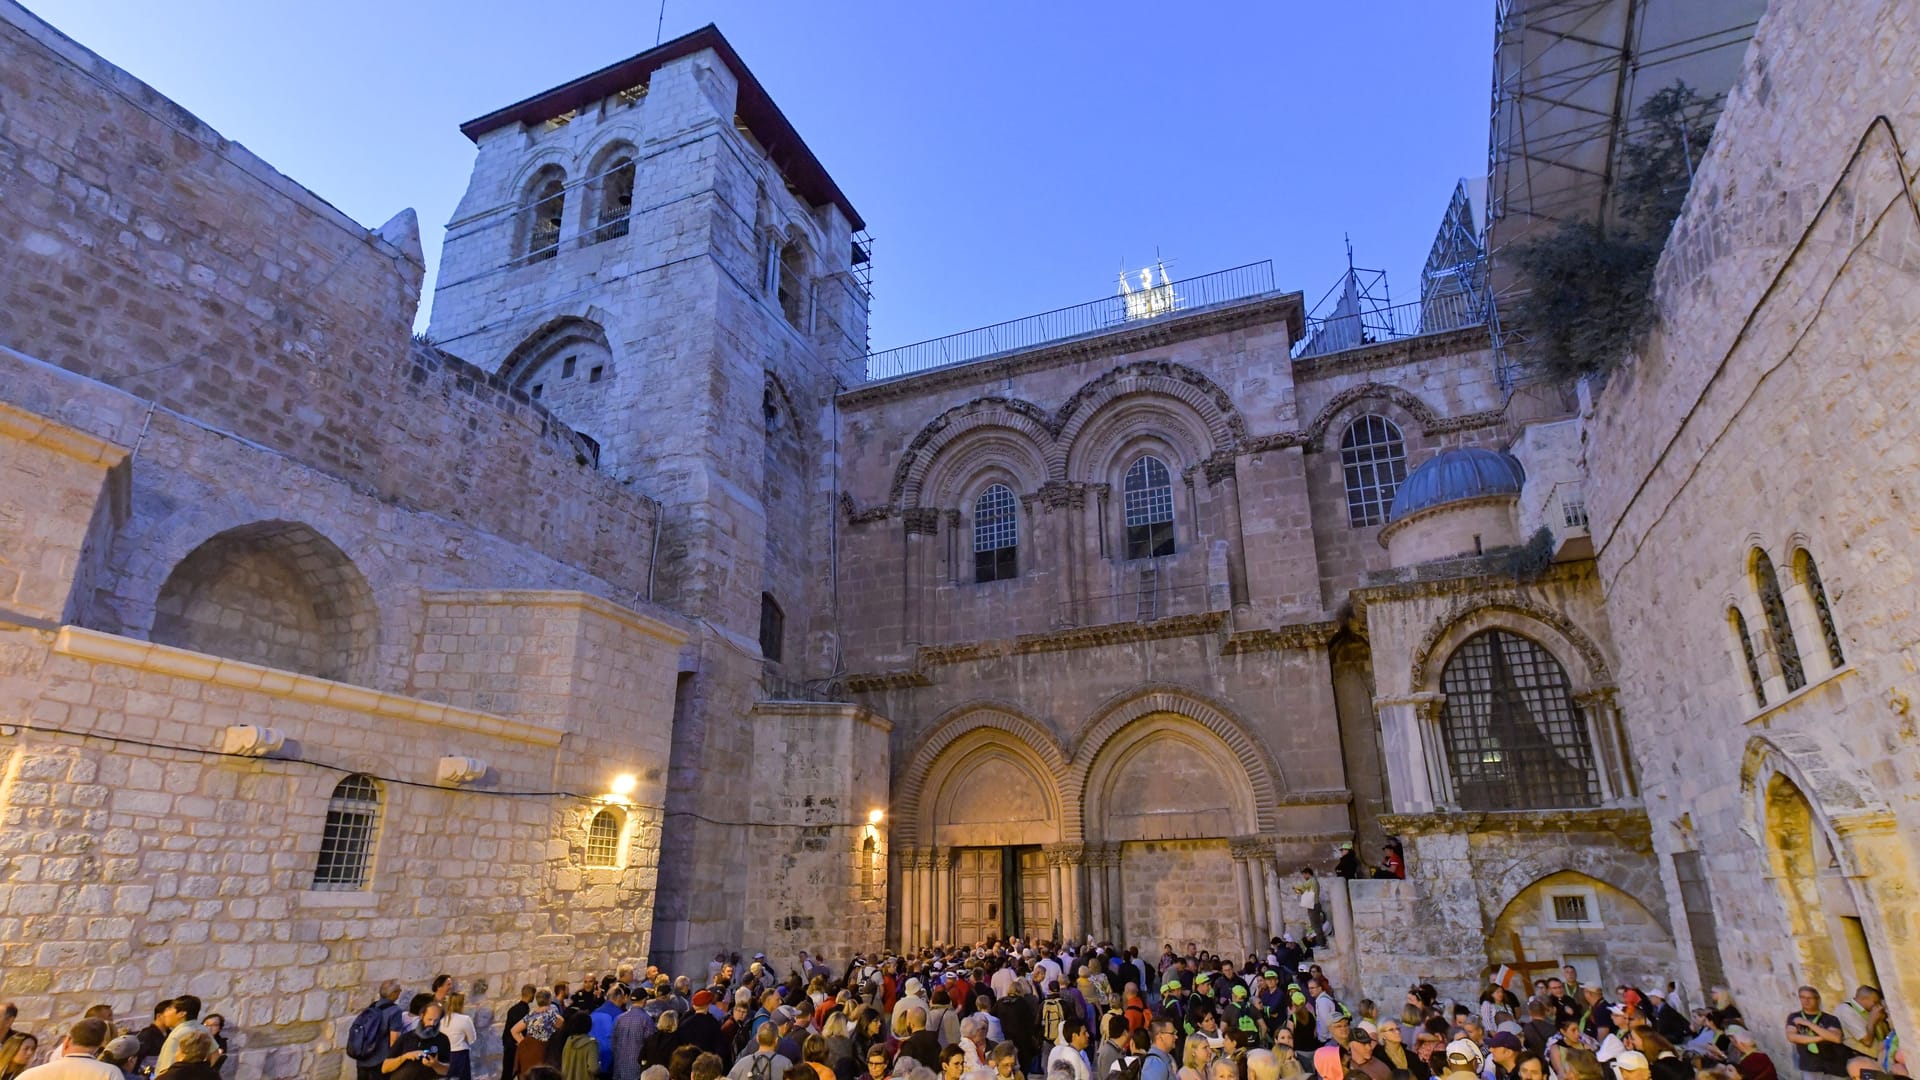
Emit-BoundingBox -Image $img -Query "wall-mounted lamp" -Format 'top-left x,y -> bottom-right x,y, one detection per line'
868,808 -> 885,825
609,773 -> 638,799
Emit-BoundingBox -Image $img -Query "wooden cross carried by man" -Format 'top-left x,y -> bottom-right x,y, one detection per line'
1490,931 -> 1560,991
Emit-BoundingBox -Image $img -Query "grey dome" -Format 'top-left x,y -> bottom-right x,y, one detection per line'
1388,447 -> 1526,522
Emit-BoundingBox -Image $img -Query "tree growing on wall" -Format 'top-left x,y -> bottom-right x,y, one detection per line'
1513,82 -> 1720,382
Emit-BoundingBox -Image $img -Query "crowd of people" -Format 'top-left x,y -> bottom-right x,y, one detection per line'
1,939 -> 1904,1080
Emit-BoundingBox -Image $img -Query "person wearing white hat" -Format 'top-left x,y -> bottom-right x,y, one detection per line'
893,979 -> 929,1035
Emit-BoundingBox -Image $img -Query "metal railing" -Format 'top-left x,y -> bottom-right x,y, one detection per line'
865,262 -> 1278,382
1290,289 -> 1490,360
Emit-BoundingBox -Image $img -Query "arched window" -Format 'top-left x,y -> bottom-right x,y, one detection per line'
312,774 -> 381,890
1123,455 -> 1176,560
586,808 -> 623,867
594,156 -> 636,242
1753,550 -> 1805,692
973,484 -> 1018,582
861,834 -> 878,900
759,592 -> 784,663
1340,415 -> 1408,527
777,241 -> 810,330
1795,549 -> 1845,669
1730,607 -> 1766,707
1438,629 -> 1600,810
522,167 -> 567,263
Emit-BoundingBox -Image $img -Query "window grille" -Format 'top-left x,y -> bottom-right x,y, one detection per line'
1730,608 -> 1766,706
1550,894 -> 1591,924
586,809 -> 622,867
1753,551 -> 1805,691
973,484 -> 1018,582
1438,630 -> 1601,810
596,159 -> 635,242
1340,415 -> 1408,527
1796,550 -> 1845,669
759,593 -> 784,663
1123,456 -> 1176,560
312,774 -> 381,890
525,174 -> 566,263
861,835 -> 877,900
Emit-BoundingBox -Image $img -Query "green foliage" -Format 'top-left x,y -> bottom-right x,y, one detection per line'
1512,82 -> 1719,382
1500,526 -> 1558,583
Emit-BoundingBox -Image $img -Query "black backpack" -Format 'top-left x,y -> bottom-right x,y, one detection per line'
346,1001 -> 390,1063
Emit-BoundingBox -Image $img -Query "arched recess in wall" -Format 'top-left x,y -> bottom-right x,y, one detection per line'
1068,687 -> 1280,842
893,706 -> 1070,849
152,520 -> 379,684
500,315 -> 619,470
1485,869 -> 1676,985
584,139 -> 639,243
891,398 -> 1057,508
1303,383 -> 1444,451
1055,364 -> 1241,481
1409,599 -> 1613,696
1741,733 -> 1899,998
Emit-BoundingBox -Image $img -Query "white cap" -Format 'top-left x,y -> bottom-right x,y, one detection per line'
1445,1039 -> 1483,1067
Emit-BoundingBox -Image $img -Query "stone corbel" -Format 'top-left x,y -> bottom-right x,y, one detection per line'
218,724 -> 286,757
903,508 -> 941,536
437,756 -> 489,786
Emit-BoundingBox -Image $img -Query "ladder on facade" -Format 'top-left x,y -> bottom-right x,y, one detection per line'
1137,567 -> 1159,622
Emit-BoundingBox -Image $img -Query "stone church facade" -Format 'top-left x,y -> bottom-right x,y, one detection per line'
1,1 -> 1916,1077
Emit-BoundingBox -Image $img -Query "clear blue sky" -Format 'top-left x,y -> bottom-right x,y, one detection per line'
29,1 -> 1491,352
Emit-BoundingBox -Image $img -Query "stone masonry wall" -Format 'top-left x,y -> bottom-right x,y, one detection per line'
1582,0 -> 1920,1057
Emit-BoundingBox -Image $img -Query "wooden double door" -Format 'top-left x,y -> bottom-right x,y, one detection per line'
953,846 -> 1053,943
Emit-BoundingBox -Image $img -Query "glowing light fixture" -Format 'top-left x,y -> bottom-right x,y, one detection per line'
867,808 -> 885,825
610,773 -> 638,798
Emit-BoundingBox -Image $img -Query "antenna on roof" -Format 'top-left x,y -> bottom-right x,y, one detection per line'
656,0 -> 667,45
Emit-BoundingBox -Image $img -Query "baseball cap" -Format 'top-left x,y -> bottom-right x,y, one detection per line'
1615,1052 -> 1650,1072
1161,980 -> 1182,995
1445,1039 -> 1483,1067
905,978 -> 924,996
693,990 -> 714,1009
1290,991 -> 1307,1006
102,1035 -> 143,1063
1263,970 -> 1279,980
1349,1030 -> 1373,1045
1487,1033 -> 1522,1052
1231,985 -> 1248,999
775,1006 -> 801,1024
1195,972 -> 1213,986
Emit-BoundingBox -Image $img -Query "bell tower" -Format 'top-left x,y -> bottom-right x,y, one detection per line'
428,25 -> 872,970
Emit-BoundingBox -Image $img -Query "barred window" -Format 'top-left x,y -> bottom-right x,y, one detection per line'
586,809 -> 622,867
1340,415 -> 1408,527
522,167 -> 567,263
312,774 -> 381,890
1753,550 -> 1805,692
861,834 -> 878,900
1730,607 -> 1766,706
595,157 -> 636,243
973,484 -> 1018,583
1438,630 -> 1600,811
1795,549 -> 1845,669
1123,455 -> 1176,560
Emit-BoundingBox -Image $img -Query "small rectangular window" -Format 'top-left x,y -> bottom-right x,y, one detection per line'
1551,894 -> 1589,923
975,545 -> 1018,583
589,365 -> 604,383
531,384 -> 543,399
1125,521 -> 1176,561
562,356 -> 576,378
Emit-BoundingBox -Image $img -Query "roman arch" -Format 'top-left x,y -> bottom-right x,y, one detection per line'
892,690 -> 1280,954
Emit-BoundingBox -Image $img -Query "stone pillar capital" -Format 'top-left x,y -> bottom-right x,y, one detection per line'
1229,836 -> 1274,862
1572,686 -> 1618,710
1044,843 -> 1087,866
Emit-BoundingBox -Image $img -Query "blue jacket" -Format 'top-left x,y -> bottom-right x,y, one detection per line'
593,1001 -> 626,1074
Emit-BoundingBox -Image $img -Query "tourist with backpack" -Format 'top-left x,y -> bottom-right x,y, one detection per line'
728,1024 -> 793,1080
349,982 -> 406,1080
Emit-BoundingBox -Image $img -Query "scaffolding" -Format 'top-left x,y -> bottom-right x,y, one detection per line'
1482,0 -> 1762,388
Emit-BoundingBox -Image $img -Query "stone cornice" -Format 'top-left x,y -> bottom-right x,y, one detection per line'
0,397 -> 132,467
421,588 -> 690,646
842,611 -> 1237,692
1291,325 -> 1492,380
1380,805 -> 1651,840
1347,558 -> 1597,617
750,699 -> 893,733
841,669 -> 932,693
839,293 -> 1305,408
1220,620 -> 1340,654
50,626 -> 567,747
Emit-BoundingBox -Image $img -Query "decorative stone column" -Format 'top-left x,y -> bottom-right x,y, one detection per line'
933,848 -> 954,947
1372,692 -> 1446,811
1086,845 -> 1108,940
1231,837 -> 1274,955
1104,844 -> 1126,944
1044,843 -> 1087,943
899,847 -> 919,950
1205,456 -> 1252,615
903,509 -> 940,646
1575,688 -> 1637,801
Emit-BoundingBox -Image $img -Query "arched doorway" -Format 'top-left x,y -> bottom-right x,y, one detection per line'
1074,694 -> 1274,955
896,711 -> 1067,948
1763,772 -> 1877,993
1487,870 -> 1677,990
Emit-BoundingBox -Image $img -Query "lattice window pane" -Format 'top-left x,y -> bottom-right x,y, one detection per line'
1754,551 -> 1805,691
586,810 -> 621,867
312,774 -> 380,890
1122,456 -> 1176,560
1551,894 -> 1590,923
1797,551 -> 1845,669
973,485 -> 1017,553
1439,630 -> 1600,811
1340,415 -> 1408,528
1731,608 -> 1766,706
